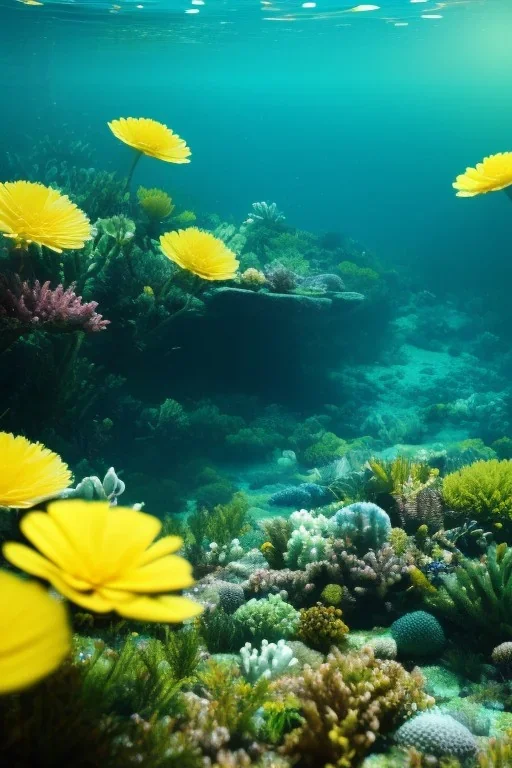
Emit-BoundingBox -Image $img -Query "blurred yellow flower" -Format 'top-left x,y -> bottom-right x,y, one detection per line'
0,432 -> 71,509
453,152 -> 512,197
137,187 -> 175,220
160,227 -> 239,281
0,181 -> 92,253
173,210 -> 196,226
3,500 -> 203,623
0,570 -> 70,694
108,118 -> 191,164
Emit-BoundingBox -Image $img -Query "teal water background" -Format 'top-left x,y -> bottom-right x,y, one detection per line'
1,0 -> 511,297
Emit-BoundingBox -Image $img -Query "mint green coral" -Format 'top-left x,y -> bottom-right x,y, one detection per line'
425,544 -> 512,644
233,594 -> 300,644
442,459 -> 512,523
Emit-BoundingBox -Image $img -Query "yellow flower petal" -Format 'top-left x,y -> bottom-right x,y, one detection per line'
160,228 -> 239,281
0,181 -> 92,253
108,554 -> 195,592
45,500 -> 161,582
453,152 -> 512,197
115,594 -> 203,623
0,432 -> 71,509
108,118 -> 191,164
0,570 -> 70,694
137,535 -> 184,566
3,541 -> 65,582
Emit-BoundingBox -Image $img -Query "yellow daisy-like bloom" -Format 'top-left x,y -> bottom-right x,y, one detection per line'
0,432 -> 72,509
0,570 -> 71,694
160,227 -> 239,281
108,118 -> 191,164
137,187 -> 175,221
0,181 -> 92,253
453,152 -> 512,197
3,500 -> 203,623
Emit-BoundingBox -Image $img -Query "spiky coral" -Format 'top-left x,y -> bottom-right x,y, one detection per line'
0,276 -> 109,343
425,544 -> 512,645
280,646 -> 433,767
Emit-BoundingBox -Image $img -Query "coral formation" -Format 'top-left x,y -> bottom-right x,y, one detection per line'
297,603 -> 349,651
442,459 -> 512,524
390,611 -> 445,658
281,646 -> 433,767
395,712 -> 477,760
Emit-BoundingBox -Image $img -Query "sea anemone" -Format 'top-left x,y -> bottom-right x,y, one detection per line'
160,227 -> 239,281
137,186 -> 175,221
0,570 -> 71,694
0,432 -> 72,509
3,499 -> 203,623
453,152 -> 512,197
0,181 -> 92,253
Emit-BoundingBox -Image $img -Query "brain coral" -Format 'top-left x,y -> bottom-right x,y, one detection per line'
395,713 -> 477,759
390,611 -> 445,658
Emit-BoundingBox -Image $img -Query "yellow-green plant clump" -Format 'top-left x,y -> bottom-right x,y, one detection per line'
442,459 -> 512,523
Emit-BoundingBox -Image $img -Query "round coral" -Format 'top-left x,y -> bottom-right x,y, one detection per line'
391,611 -> 445,658
395,713 -> 477,759
298,603 -> 349,652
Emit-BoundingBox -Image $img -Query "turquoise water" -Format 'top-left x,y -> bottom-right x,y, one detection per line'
2,0 -> 511,289
3,2 -> 512,766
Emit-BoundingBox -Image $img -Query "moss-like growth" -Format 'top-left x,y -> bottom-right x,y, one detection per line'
320,583 -> 344,607
234,594 -> 300,644
260,517 -> 293,569
389,527 -> 410,556
297,604 -> 349,652
442,459 -> 512,524
301,432 -> 348,467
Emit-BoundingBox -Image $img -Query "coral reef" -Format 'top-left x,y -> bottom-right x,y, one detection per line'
281,646 -> 433,767
297,603 -> 349,652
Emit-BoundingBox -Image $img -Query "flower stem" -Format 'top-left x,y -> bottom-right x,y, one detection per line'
125,150 -> 143,193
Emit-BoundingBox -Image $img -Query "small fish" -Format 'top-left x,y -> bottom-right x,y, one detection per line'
16,0 -> 44,5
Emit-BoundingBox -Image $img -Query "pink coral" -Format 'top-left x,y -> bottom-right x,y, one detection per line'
0,277 -> 109,333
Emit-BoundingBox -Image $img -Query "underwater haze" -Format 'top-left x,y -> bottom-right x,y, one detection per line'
4,1 -> 512,767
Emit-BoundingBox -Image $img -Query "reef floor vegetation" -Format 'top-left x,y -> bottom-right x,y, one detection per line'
3,124 -> 512,767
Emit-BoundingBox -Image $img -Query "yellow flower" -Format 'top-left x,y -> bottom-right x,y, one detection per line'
0,570 -> 71,694
0,432 -> 71,509
160,227 -> 239,281
0,181 -> 92,253
108,118 -> 191,164
453,152 -> 512,197
137,187 -> 175,221
3,500 -> 203,623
